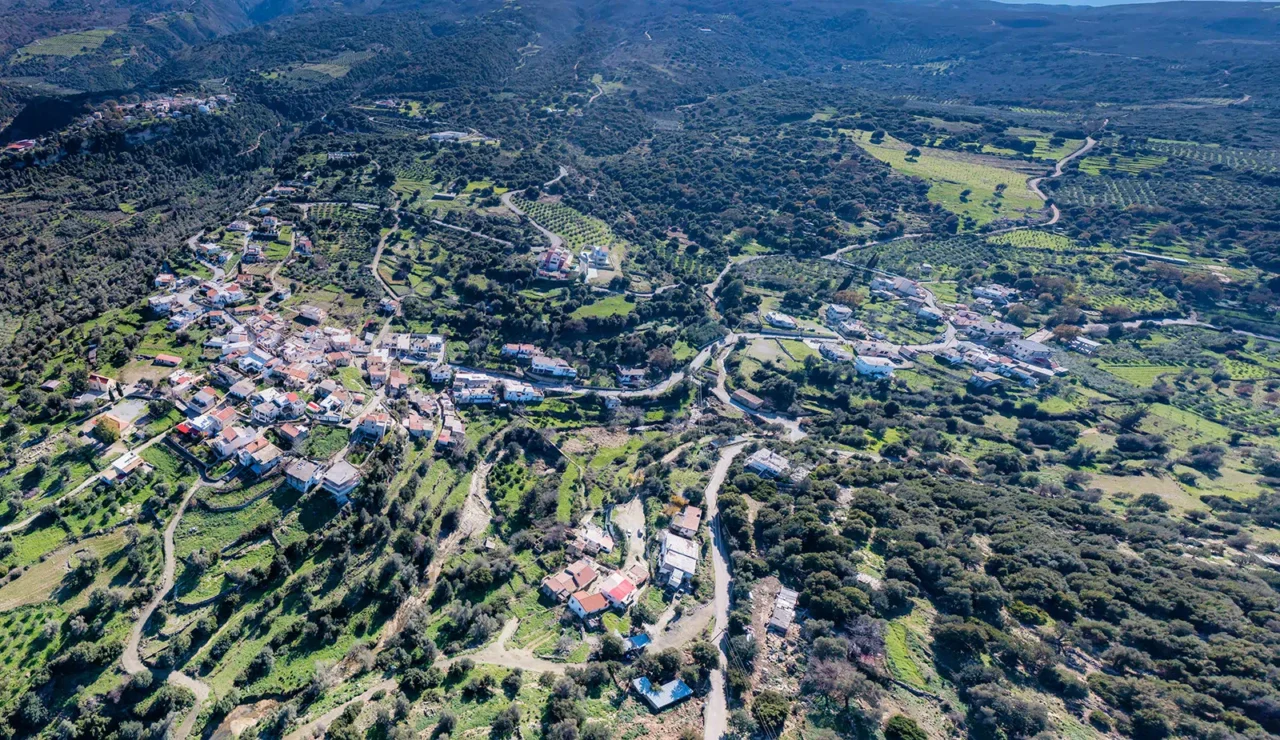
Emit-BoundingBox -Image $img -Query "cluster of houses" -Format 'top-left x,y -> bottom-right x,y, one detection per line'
941,338 -> 1062,388
540,556 -> 649,625
449,371 -> 545,406
500,343 -> 579,380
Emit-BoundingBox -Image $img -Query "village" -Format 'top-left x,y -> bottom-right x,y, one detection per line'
753,269 -> 1085,395
17,155 -> 1151,736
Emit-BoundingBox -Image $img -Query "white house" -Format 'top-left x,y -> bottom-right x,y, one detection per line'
357,413 -> 392,439
855,355 -> 896,378
973,284 -> 1019,305
825,304 -> 853,325
659,532 -> 699,590
212,426 -> 258,458
531,356 -> 577,379
969,321 -> 1022,340
764,311 -> 797,330
502,381 -> 544,403
745,448 -> 791,478
600,572 -> 638,608
568,591 -> 610,620
286,459 -> 322,492
1007,339 -> 1053,364
820,344 -> 853,363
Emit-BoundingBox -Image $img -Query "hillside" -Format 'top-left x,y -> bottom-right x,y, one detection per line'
0,1 -> 1277,740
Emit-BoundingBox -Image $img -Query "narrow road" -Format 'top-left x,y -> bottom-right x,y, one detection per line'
287,617 -> 568,740
369,201 -> 402,300
703,442 -> 747,740
236,123 -> 279,157
709,337 -> 807,441
122,478 -> 213,740
501,190 -> 563,250
430,219 -> 513,248
704,256 -> 765,300
1026,123 -> 1105,228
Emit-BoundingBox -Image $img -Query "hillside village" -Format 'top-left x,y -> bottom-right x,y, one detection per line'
4,8 -> 1280,734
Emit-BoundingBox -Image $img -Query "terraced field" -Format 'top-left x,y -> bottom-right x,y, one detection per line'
12,30 -> 114,62
510,197 -> 618,250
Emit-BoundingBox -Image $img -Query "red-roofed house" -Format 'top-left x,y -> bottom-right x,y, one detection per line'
569,591 -> 610,620
540,559 -> 598,602
671,506 -> 702,539
601,572 -> 638,608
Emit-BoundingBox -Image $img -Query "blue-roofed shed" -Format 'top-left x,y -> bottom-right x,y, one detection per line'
624,634 -> 652,654
632,677 -> 693,711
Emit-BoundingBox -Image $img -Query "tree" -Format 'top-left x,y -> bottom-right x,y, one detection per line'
751,690 -> 791,733
884,715 -> 928,740
1052,324 -> 1082,342
598,633 -> 625,662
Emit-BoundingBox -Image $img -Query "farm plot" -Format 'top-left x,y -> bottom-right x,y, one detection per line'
848,131 -> 1044,229
1081,283 -> 1179,316
570,293 -> 636,320
733,255 -> 852,293
985,230 -> 1107,253
175,484 -> 301,575
1078,154 -> 1167,176
862,235 -> 1002,279
1051,173 -> 1272,209
1145,140 -> 1280,174
12,30 -> 114,62
511,197 -> 618,250
1099,364 -> 1182,388
1172,390 -> 1279,437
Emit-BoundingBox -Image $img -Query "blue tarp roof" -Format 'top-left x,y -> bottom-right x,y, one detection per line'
632,677 -> 693,711
625,634 -> 652,650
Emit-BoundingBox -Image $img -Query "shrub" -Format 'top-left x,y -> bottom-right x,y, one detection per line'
884,714 -> 928,740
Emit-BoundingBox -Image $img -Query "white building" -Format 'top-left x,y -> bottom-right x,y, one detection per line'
820,344 -> 853,363
531,356 -> 577,379
502,381 -> 544,403
825,304 -> 853,325
855,356 -> 896,378
322,461 -> 361,503
969,321 -> 1022,340
659,532 -> 699,589
745,448 -> 791,478
1007,339 -> 1053,364
764,311 -> 797,330
973,284 -> 1019,305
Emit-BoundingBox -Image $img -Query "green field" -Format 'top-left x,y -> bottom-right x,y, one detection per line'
848,131 -> 1043,229
570,294 -> 635,319
1079,154 -> 1167,176
12,30 -> 114,62
1099,364 -> 1181,387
